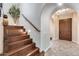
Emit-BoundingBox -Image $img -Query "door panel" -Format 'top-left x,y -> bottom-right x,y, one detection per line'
59,18 -> 72,41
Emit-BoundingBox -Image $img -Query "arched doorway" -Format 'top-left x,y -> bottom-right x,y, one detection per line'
52,8 -> 76,41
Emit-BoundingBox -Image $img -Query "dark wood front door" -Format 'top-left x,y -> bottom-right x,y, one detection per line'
59,18 -> 72,41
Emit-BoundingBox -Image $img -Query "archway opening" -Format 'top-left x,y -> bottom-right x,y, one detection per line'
51,8 -> 77,42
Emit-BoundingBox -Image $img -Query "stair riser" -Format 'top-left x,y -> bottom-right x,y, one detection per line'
5,26 -> 24,30
10,44 -> 36,56
8,39 -> 32,51
7,35 -> 30,43
7,30 -> 27,36
8,32 -> 27,36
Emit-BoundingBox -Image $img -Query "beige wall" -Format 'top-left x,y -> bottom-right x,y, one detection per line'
74,13 -> 79,44
49,19 -> 55,40
50,16 -> 59,41
72,13 -> 78,43
0,18 -> 3,54
19,3 -> 44,48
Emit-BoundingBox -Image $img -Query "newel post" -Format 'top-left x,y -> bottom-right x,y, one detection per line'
3,15 -> 9,55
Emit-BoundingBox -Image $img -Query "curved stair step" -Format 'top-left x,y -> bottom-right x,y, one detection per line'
7,35 -> 30,43
4,43 -> 36,56
8,31 -> 27,36
8,39 -> 32,51
36,51 -> 45,56
27,47 -> 39,56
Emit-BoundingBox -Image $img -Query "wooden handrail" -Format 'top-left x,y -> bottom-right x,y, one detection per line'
22,14 -> 40,32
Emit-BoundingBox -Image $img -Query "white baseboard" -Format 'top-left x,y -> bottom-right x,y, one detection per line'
44,43 -> 53,52
40,41 -> 53,52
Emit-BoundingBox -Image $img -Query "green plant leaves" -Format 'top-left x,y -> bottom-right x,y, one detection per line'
9,5 -> 20,19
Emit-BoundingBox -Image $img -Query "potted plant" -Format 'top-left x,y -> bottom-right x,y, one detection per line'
8,5 -> 20,24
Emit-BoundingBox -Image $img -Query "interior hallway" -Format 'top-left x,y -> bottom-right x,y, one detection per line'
45,40 -> 79,56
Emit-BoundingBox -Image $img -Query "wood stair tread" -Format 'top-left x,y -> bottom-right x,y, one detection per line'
5,43 -> 35,55
8,34 -> 29,40
26,47 -> 39,56
8,39 -> 31,45
7,35 -> 30,43
8,34 -> 27,37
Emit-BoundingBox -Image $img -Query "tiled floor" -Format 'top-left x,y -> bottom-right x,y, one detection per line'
45,40 -> 79,56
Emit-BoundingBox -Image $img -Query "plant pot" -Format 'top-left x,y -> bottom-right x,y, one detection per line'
13,17 -> 19,25
3,18 -> 8,26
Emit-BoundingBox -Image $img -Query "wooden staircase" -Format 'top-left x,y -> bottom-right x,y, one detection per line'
3,25 -> 44,56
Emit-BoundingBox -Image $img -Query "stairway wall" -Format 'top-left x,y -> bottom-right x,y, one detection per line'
0,23 -> 3,54
19,3 -> 44,48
